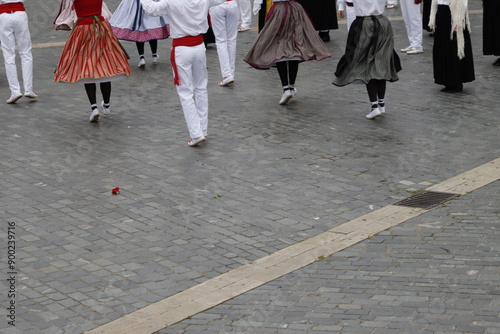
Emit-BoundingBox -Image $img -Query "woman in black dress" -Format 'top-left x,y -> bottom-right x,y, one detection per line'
429,0 -> 474,93
483,0 -> 500,66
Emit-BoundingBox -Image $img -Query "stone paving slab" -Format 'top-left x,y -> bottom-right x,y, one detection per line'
0,0 -> 498,333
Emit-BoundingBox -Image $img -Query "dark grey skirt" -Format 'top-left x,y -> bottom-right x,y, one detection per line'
333,15 -> 401,86
244,0 -> 331,70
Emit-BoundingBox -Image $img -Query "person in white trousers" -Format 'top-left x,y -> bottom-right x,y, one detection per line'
236,0 -> 252,31
140,0 -> 225,147
0,0 -> 37,104
400,0 -> 423,54
210,0 -> 238,86
337,0 -> 355,31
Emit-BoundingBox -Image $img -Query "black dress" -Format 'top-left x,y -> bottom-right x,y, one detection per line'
432,5 -> 475,89
203,15 -> 216,46
422,0 -> 432,32
259,0 -> 339,33
483,0 -> 500,56
296,0 -> 338,31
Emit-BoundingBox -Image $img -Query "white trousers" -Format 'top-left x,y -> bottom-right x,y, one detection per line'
0,11 -> 33,96
174,44 -> 208,139
400,0 -> 423,50
210,1 -> 239,79
236,0 -> 252,29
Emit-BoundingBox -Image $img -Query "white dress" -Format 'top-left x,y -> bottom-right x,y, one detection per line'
109,0 -> 169,42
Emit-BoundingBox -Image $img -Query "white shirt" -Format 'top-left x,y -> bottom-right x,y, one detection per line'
337,0 -> 352,11
140,0 -> 225,39
352,0 -> 385,16
437,0 -> 449,4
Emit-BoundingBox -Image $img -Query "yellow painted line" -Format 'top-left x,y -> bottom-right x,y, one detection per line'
86,157 -> 500,334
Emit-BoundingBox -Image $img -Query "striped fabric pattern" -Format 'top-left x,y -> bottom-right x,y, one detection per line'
55,18 -> 131,83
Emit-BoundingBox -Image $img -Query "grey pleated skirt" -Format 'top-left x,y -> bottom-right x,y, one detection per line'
244,0 -> 331,70
333,15 -> 401,86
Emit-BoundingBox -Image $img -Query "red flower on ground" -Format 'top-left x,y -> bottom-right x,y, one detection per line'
111,187 -> 120,195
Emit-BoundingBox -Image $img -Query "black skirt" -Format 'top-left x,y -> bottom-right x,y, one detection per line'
432,5 -> 475,87
260,0 -> 338,32
203,27 -> 216,45
422,0 -> 432,31
296,0 -> 338,31
483,0 -> 500,56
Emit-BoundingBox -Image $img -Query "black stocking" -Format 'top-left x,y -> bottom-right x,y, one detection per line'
136,42 -> 145,56
276,62 -> 289,87
366,79 -> 386,102
276,61 -> 300,88
377,80 -> 386,100
84,83 -> 97,106
288,60 -> 299,86
149,40 -> 158,54
137,40 -> 158,56
100,82 -> 111,105
84,82 -> 111,107
366,80 -> 378,102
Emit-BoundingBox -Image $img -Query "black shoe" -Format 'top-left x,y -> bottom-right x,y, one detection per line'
493,57 -> 500,66
319,31 -> 330,42
429,32 -> 434,37
442,84 -> 463,93
449,84 -> 463,93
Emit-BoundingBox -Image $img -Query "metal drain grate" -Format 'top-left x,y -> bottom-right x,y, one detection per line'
394,191 -> 460,209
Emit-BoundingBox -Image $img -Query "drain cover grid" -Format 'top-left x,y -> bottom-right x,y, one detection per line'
394,190 -> 460,209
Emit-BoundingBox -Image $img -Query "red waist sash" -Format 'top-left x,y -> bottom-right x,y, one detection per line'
0,3 -> 25,14
170,35 -> 204,86
76,15 -> 104,26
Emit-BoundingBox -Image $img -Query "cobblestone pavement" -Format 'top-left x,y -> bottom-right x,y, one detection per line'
0,0 -> 498,333
158,181 -> 500,334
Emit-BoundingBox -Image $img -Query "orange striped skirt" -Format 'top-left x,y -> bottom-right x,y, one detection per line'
54,16 -> 131,84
